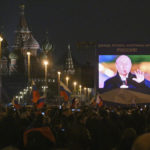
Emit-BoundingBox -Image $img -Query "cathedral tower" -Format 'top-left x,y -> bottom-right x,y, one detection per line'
13,4 -> 40,56
64,44 -> 75,75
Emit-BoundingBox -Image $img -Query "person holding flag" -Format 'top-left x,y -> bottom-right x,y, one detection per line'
32,82 -> 46,109
32,82 -> 40,104
12,97 -> 22,109
96,94 -> 103,108
60,80 -> 72,101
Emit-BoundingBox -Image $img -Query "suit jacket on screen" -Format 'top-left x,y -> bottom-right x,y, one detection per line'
104,72 -> 150,89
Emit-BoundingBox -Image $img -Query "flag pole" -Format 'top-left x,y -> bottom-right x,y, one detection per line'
57,71 -> 61,105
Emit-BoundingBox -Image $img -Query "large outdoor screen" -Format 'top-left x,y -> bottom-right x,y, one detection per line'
98,55 -> 150,89
98,54 -> 150,104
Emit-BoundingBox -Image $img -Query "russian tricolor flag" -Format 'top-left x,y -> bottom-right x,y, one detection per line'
36,96 -> 45,109
60,81 -> 72,101
32,83 -> 45,108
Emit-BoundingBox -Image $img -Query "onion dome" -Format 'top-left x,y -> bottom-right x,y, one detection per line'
23,35 -> 40,50
9,51 -> 18,59
42,39 -> 53,53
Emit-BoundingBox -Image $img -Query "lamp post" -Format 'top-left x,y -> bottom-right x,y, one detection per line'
27,52 -> 31,83
0,36 -> 3,103
79,85 -> 82,95
0,36 -> 3,59
44,60 -> 48,85
84,87 -> 87,99
44,60 -> 48,96
73,81 -> 77,95
66,76 -> 69,87
57,71 -> 61,96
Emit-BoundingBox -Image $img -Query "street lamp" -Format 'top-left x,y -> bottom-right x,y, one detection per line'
0,36 -> 3,59
57,71 -> 61,96
43,60 -> 48,96
66,76 -> 69,87
87,88 -> 91,99
0,36 -> 3,103
27,52 -> 31,82
57,71 -> 61,81
79,85 -> 82,95
84,87 -> 87,96
73,81 -> 77,94
44,60 -> 48,85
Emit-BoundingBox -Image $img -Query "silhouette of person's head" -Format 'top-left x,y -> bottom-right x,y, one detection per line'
116,55 -> 132,77
132,133 -> 150,150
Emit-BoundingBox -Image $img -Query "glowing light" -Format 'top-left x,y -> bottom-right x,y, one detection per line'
84,87 -> 87,90
0,36 -> 3,42
57,71 -> 61,75
27,52 -> 31,55
73,81 -> 77,86
66,76 -> 69,81
66,76 -> 69,86
44,60 -> 48,66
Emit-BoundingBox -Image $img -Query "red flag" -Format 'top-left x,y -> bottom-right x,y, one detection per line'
96,95 -> 103,107
32,85 -> 40,103
23,126 -> 56,146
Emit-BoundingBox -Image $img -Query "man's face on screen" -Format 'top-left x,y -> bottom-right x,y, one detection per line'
116,55 -> 132,76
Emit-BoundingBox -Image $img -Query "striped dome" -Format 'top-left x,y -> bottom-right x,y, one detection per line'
23,35 -> 40,50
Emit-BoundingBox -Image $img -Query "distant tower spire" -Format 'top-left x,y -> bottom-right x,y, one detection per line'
20,4 -> 25,15
68,44 -> 70,50
14,4 -> 31,50
18,4 -> 29,30
64,44 -> 75,75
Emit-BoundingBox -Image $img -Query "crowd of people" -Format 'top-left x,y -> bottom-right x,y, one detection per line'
1,102 -> 150,150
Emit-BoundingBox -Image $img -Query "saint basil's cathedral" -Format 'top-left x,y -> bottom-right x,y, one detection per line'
0,5 -> 94,102
1,4 -> 75,78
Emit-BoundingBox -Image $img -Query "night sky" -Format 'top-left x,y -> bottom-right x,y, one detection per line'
1,0 -> 150,65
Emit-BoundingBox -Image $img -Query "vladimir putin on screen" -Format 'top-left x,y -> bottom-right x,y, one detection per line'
104,55 -> 150,89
